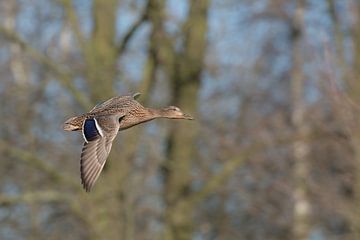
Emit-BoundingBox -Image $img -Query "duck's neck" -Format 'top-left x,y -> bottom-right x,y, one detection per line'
120,108 -> 163,130
146,107 -> 168,119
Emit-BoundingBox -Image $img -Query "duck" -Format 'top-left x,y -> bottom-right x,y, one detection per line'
63,93 -> 193,192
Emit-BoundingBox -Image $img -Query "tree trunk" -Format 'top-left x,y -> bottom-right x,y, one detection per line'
290,1 -> 311,239
162,1 -> 209,239
85,0 -> 117,102
349,4 -> 360,238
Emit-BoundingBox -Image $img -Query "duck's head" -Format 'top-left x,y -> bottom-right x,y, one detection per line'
160,106 -> 194,120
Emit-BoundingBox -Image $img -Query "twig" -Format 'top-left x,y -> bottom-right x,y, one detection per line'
58,0 -> 87,53
117,0 -> 150,54
323,37 -> 360,112
184,141 -> 264,208
0,139 -> 79,190
178,132 -> 321,210
0,191 -> 70,206
0,26 -> 92,109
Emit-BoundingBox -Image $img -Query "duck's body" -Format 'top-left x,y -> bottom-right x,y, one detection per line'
63,93 -> 193,192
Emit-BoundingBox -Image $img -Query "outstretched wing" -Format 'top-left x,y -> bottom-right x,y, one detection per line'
89,95 -> 137,113
80,115 -> 120,192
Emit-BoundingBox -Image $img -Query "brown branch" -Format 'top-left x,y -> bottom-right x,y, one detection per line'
0,140 -> 79,190
323,39 -> 360,112
117,1 -> 150,55
180,132 -> 320,209
184,142 -> 264,208
0,191 -> 70,206
0,190 -> 95,231
59,0 -> 87,52
0,26 -> 92,109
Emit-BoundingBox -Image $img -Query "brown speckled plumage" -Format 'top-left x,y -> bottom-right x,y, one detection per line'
63,93 -> 193,192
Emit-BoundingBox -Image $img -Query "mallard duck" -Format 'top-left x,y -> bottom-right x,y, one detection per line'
63,93 -> 193,192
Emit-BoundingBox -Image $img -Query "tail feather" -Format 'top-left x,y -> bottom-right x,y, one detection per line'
63,115 -> 84,131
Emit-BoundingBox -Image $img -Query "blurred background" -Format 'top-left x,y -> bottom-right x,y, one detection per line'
0,0 -> 359,239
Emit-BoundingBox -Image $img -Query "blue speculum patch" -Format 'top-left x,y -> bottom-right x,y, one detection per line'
83,119 -> 100,141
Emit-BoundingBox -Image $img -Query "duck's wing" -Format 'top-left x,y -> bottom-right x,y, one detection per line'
80,114 -> 121,192
89,98 -> 117,113
89,95 -> 134,113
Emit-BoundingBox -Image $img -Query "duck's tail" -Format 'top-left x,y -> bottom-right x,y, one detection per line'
63,115 -> 85,131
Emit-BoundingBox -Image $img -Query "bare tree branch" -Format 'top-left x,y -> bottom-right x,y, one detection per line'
184,142 -> 264,208
0,190 -> 96,234
0,191 -> 70,206
182,133 -> 319,210
59,0 -> 87,53
117,0 -> 150,55
0,140 -> 79,190
0,26 -> 92,109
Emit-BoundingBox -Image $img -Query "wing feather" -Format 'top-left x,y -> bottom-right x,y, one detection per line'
80,115 -> 120,192
80,140 -> 106,191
